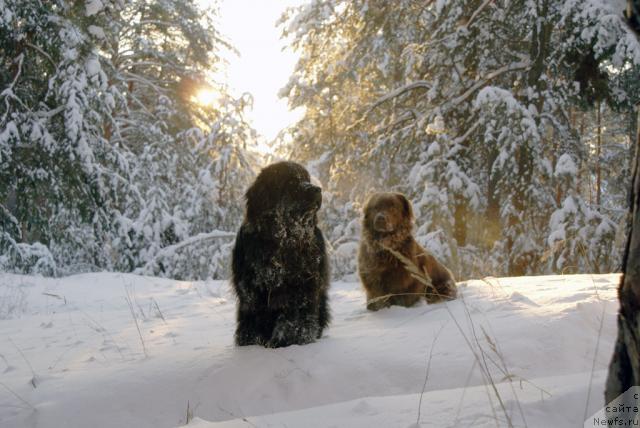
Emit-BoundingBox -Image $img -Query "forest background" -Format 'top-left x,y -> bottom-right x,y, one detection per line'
1,0 -> 639,281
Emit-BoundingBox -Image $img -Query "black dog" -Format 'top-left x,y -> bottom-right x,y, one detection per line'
231,161 -> 330,348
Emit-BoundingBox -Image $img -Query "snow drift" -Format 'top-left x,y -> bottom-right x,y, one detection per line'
0,272 -> 619,427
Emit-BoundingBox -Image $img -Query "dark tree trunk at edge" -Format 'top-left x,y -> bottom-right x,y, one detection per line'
605,105 -> 640,404
605,0 -> 640,406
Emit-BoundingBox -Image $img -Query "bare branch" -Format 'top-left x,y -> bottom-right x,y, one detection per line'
25,42 -> 56,69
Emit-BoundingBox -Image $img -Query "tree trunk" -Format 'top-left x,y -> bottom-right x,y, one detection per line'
579,111 -> 586,195
453,197 -> 467,247
485,149 -> 501,247
605,104 -> 640,406
596,102 -> 602,207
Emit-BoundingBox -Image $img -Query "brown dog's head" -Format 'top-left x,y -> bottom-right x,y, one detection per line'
362,192 -> 414,245
245,161 -> 322,223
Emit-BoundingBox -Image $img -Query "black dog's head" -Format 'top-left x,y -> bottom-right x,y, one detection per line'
245,161 -> 322,223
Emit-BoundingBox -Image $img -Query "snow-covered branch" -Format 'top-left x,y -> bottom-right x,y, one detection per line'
442,61 -> 530,112
348,81 -> 431,131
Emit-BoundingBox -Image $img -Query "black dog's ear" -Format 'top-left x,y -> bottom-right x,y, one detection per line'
245,178 -> 270,222
394,193 -> 414,221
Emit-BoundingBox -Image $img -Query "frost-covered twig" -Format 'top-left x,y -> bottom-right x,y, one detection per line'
479,325 -> 528,427
151,298 -> 166,323
8,337 -> 38,388
79,307 -> 126,361
380,245 -> 433,289
444,297 -> 510,427
0,381 -> 35,410
583,275 -> 607,422
185,401 -> 193,424
382,245 -> 517,427
124,284 -> 148,358
416,322 -> 447,425
453,360 -> 479,425
460,297 -> 515,428
365,291 -> 454,308
42,292 -> 66,304
216,405 -> 257,427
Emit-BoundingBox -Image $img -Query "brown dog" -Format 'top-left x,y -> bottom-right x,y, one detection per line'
358,192 -> 457,310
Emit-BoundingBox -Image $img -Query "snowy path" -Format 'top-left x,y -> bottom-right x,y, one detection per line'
0,272 -> 619,427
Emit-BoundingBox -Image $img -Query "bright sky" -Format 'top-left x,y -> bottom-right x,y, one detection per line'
212,0 -> 307,142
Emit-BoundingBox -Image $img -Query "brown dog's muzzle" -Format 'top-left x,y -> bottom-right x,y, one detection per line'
373,213 -> 393,232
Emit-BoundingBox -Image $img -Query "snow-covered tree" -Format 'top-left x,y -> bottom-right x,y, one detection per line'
546,153 -> 618,273
0,0 -> 130,274
281,0 -> 640,277
1,0 -> 260,279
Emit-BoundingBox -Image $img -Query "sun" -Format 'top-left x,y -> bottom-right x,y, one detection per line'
194,88 -> 219,106
196,0 -> 307,142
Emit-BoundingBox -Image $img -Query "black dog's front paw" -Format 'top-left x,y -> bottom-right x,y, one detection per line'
266,315 -> 318,348
235,326 -> 258,346
235,310 -> 268,346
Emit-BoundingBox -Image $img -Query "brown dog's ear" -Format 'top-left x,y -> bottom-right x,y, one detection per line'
362,194 -> 374,215
394,193 -> 414,221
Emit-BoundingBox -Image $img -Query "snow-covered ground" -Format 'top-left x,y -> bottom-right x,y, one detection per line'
0,272 -> 620,428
